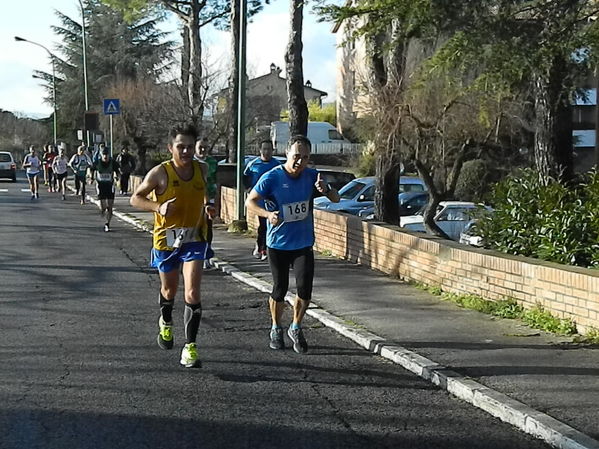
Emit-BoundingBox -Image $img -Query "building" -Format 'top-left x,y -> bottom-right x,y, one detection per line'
219,63 -> 328,128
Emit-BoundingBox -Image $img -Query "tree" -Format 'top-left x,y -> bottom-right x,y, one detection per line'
103,0 -> 268,133
285,0 -> 308,137
46,0 -> 172,145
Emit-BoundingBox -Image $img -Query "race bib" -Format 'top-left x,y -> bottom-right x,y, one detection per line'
97,172 -> 112,182
165,227 -> 196,248
282,200 -> 309,222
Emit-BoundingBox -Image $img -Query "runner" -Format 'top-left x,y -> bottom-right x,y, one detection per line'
41,144 -> 50,186
243,140 -> 281,261
44,145 -> 57,193
69,145 -> 92,204
130,124 -> 215,368
115,145 -> 136,195
22,145 -> 42,200
245,135 -> 340,353
52,147 -> 69,200
194,140 -> 217,269
91,147 -> 120,232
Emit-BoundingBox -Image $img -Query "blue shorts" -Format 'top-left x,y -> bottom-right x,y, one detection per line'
150,241 -> 214,273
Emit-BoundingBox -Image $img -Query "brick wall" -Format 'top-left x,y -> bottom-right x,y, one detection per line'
220,186 -> 599,333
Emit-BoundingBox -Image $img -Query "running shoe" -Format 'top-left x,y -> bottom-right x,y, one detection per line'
104,224 -> 110,232
252,244 -> 260,258
157,317 -> 174,350
80,199 -> 85,205
288,326 -> 308,354
31,194 -> 35,201
35,192 -> 39,199
180,343 -> 200,368
269,327 -> 285,350
62,194 -> 66,201
260,250 -> 268,261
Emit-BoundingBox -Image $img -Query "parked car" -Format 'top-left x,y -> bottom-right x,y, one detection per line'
359,191 -> 429,221
0,151 -> 17,182
315,176 -> 375,215
318,169 -> 356,191
459,220 -> 484,247
400,201 -> 492,241
315,176 -> 427,216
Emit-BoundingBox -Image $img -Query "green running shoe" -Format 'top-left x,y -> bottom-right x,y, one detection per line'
180,343 -> 200,368
157,317 -> 173,350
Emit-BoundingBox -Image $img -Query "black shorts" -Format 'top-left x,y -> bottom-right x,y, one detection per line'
56,172 -> 67,181
97,182 -> 115,200
268,246 -> 315,302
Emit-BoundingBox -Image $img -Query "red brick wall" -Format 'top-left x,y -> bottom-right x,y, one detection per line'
220,186 -> 599,333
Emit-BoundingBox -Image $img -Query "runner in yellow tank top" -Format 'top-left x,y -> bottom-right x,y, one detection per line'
130,124 -> 216,368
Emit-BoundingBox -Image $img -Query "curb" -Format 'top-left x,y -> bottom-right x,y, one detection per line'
105,200 -> 599,449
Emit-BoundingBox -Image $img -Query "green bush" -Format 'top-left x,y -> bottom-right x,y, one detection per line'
479,169 -> 599,268
455,159 -> 491,202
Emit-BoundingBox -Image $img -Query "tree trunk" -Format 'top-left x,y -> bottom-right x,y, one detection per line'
414,158 -> 450,239
188,0 -> 203,130
181,25 -> 190,109
285,0 -> 308,137
374,149 -> 400,225
533,57 -> 573,182
228,0 -> 240,162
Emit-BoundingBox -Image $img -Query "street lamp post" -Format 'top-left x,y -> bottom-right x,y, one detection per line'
78,0 -> 90,146
14,36 -> 57,147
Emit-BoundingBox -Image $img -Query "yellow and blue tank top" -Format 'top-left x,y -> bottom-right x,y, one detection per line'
152,160 -> 208,250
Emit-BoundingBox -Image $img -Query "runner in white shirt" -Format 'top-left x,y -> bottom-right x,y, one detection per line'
22,145 -> 42,200
52,148 -> 69,200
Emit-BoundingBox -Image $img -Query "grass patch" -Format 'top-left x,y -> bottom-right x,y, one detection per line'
320,249 -> 333,257
573,327 -> 599,345
409,280 -> 577,337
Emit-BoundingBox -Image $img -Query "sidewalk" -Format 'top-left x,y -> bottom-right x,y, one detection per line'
80,183 -> 599,449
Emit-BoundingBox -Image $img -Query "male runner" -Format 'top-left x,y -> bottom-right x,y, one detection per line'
130,124 -> 215,368
194,140 -> 217,269
51,147 -> 69,200
245,135 -> 340,353
91,147 -> 120,232
243,140 -> 281,260
69,145 -> 92,204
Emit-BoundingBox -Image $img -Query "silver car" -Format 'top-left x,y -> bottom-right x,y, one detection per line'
0,152 -> 17,182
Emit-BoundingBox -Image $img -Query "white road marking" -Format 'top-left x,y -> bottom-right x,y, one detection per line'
0,189 -> 8,192
21,189 -> 31,192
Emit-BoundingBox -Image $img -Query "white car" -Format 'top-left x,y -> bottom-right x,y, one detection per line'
400,201 -> 492,241
459,220 -> 484,247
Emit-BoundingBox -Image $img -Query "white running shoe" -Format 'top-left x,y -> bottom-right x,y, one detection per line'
180,343 -> 200,368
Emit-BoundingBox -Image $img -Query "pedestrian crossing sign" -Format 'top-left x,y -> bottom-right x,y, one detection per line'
103,99 -> 121,115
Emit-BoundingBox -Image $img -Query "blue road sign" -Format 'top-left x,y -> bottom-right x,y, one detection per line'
103,99 -> 121,115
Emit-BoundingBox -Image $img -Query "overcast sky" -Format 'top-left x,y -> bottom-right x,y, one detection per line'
0,0 -> 338,117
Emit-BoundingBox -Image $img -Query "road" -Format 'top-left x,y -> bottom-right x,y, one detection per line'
0,176 -> 550,449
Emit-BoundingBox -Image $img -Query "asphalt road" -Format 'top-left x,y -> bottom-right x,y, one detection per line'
0,176 -> 550,449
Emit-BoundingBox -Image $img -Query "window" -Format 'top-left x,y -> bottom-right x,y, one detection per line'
339,181 -> 365,200
0,154 -> 12,162
399,183 -> 425,193
328,130 -> 344,140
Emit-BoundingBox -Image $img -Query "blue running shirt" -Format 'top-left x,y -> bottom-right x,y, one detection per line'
244,157 -> 281,188
253,166 -> 319,250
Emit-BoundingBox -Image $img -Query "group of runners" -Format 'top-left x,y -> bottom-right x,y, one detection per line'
130,124 -> 340,368
22,143 -> 137,232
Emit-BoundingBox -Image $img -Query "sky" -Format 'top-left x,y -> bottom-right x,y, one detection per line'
0,0 -> 338,118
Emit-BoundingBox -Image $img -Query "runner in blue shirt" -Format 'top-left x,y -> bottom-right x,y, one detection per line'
246,135 -> 340,353
243,140 -> 281,260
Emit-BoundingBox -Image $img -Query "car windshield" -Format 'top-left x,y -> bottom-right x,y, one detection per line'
0,154 -> 12,162
338,181 -> 366,200
399,183 -> 425,193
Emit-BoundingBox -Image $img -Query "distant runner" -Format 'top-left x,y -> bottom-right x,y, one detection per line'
130,124 -> 215,368
243,140 -> 281,261
69,145 -> 92,204
245,135 -> 340,353
22,145 -> 42,200
91,147 -> 120,232
51,147 -> 69,200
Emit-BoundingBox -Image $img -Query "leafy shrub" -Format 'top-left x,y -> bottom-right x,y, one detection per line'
478,168 -> 599,267
455,159 -> 489,202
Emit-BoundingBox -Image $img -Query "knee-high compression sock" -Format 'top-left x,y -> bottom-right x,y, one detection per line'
184,303 -> 202,344
159,292 -> 174,323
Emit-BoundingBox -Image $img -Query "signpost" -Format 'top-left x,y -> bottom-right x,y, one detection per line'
103,99 -> 121,156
